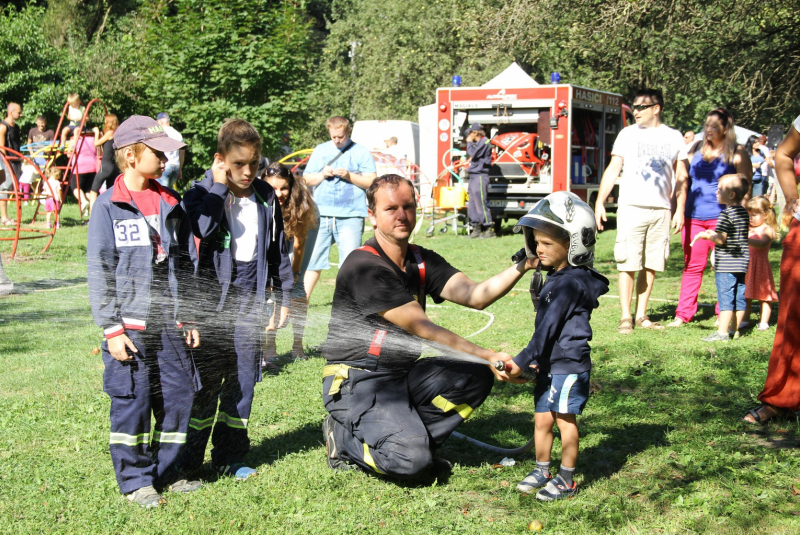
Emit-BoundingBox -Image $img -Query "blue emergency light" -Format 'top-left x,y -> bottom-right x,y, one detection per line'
452,75 -> 462,87
550,72 -> 561,84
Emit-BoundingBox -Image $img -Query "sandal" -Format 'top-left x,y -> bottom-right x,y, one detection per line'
635,315 -> 665,330
667,318 -> 685,328
743,404 -> 788,424
1,218 -> 16,226
618,318 -> 634,334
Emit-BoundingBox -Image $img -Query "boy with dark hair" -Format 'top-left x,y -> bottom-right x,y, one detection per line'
180,118 -> 293,481
87,115 -> 201,508
692,173 -> 751,341
508,191 -> 609,501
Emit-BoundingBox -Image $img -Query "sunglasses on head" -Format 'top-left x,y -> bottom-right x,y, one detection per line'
632,103 -> 657,111
265,167 -> 290,178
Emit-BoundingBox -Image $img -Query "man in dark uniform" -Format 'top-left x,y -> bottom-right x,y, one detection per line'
321,174 -> 536,479
465,123 -> 494,238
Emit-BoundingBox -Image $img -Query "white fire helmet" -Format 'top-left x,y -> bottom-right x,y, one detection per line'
513,191 -> 597,266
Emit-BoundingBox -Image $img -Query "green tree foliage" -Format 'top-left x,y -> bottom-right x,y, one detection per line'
2,0 -> 799,175
481,0 -> 800,131
295,0 -> 512,147
138,0 -> 316,169
0,4 -> 74,128
303,0 -> 800,136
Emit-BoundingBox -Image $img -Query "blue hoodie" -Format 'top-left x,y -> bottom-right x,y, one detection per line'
182,171 -> 294,320
513,265 -> 609,375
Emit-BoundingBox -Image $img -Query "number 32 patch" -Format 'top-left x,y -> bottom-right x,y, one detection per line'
113,219 -> 149,247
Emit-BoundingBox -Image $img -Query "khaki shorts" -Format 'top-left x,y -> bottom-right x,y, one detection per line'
614,205 -> 670,272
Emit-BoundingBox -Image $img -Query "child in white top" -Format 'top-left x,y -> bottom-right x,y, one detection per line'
60,93 -> 85,148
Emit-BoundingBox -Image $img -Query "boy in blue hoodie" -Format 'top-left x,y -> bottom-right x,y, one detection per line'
179,119 -> 293,481
87,115 -> 201,508
506,191 -> 609,501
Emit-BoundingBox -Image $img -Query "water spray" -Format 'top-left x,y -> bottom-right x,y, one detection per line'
446,247 -> 540,455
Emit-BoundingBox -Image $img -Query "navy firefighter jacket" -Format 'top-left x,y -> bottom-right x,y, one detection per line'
466,136 -> 493,174
182,171 -> 293,320
87,175 -> 197,339
513,265 -> 609,375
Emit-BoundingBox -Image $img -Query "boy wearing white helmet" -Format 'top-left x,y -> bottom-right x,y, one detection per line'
506,191 -> 609,501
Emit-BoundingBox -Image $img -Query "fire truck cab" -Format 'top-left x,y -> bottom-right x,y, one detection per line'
421,63 -> 633,232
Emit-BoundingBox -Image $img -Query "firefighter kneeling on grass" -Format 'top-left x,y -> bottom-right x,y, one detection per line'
321,174 -> 538,478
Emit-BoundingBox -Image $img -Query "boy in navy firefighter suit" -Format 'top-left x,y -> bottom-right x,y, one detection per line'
178,119 -> 293,481
506,191 -> 609,501
87,115 -> 201,508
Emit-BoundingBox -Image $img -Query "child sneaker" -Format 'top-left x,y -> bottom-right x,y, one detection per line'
516,468 -> 552,493
214,463 -> 257,481
535,474 -> 578,501
165,479 -> 202,493
126,485 -> 165,508
757,323 -> 770,331
702,331 -> 729,342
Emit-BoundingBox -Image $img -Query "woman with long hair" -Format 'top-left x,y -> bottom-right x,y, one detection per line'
669,108 -> 752,326
263,164 -> 319,365
744,114 -> 800,423
89,114 -> 120,210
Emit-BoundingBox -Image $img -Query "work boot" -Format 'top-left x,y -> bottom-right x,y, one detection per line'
480,228 -> 497,238
323,414 -> 351,471
126,485 -> 165,508
469,225 -> 482,239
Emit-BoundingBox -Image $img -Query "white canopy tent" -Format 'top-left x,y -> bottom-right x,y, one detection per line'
481,62 -> 540,89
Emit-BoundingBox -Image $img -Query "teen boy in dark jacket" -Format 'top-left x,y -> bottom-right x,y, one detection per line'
179,119 -> 293,481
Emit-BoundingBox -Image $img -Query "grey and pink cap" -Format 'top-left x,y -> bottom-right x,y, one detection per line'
113,115 -> 186,152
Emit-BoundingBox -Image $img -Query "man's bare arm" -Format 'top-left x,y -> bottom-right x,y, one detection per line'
334,169 -> 377,190
380,300 -> 514,382
439,258 -> 537,310
594,155 -> 623,231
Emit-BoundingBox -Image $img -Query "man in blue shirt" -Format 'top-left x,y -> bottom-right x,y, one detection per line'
303,116 -> 377,300
464,123 -> 495,238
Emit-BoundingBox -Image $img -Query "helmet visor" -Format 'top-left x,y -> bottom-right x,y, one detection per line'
528,199 -> 564,225
528,218 -> 570,243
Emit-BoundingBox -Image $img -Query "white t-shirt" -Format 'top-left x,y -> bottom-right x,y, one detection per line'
794,115 -> 800,133
163,125 -> 183,168
67,105 -> 84,125
225,194 -> 258,262
612,123 -> 686,210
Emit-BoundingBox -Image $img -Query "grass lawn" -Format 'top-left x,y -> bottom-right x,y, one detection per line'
1,203 -> 799,534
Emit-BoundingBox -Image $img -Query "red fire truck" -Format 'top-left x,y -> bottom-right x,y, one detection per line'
428,71 -> 633,232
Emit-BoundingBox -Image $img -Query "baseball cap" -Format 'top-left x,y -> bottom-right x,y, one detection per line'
113,115 -> 186,152
156,112 -> 169,121
470,122 -> 482,131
